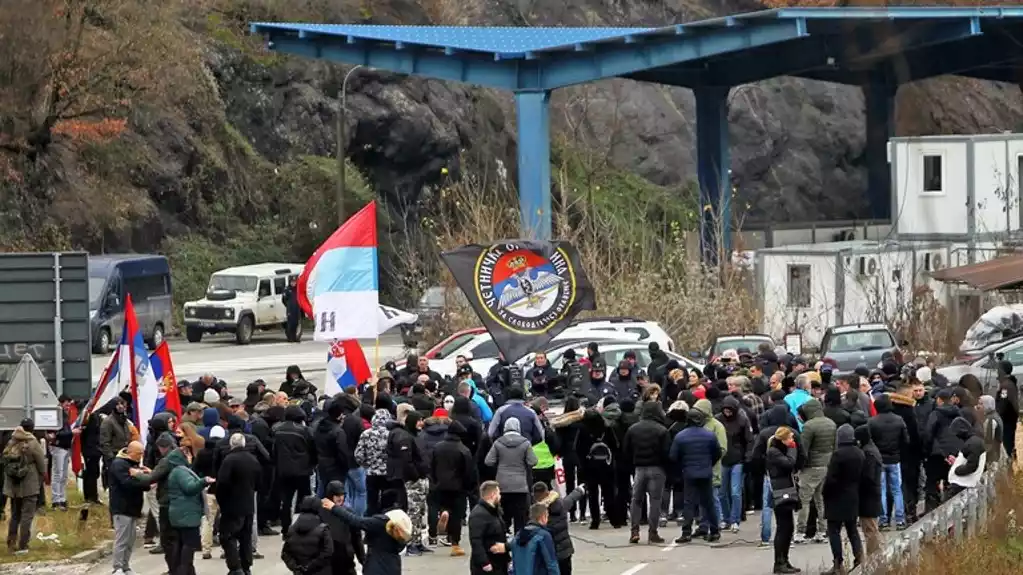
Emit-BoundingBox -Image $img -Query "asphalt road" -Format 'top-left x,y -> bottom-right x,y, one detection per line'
80,518 -> 836,575
90,334 -> 406,395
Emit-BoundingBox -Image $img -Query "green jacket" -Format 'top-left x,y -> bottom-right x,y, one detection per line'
800,399 -> 836,469
165,450 -> 206,528
694,399 -> 727,486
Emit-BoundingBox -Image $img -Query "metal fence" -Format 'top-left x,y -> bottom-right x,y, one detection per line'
851,461 -> 1009,575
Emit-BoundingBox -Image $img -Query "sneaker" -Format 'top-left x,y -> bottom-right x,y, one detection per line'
122,570 -> 137,575
773,565 -> 801,574
693,527 -> 709,538
730,523 -> 740,533
578,517 -> 589,525
113,570 -> 126,575
793,533 -> 806,544
450,545 -> 466,557
758,541 -> 772,549
674,535 -> 692,544
659,518 -> 668,528
629,531 -> 640,544
706,532 -> 721,543
879,523 -> 891,532
812,534 -> 827,544
648,532 -> 665,545
143,538 -> 156,548
719,521 -> 728,530
437,511 -> 450,534
438,536 -> 452,547
148,545 -> 164,554
405,544 -> 423,557
895,522 -> 908,531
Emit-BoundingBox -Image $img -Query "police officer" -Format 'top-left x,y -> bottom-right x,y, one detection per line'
282,277 -> 302,342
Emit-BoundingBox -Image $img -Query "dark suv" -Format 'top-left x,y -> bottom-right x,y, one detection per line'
819,323 -> 903,376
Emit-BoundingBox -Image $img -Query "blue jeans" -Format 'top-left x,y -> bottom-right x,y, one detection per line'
760,476 -> 773,543
345,467 -> 368,517
718,464 -> 744,525
880,463 -> 905,525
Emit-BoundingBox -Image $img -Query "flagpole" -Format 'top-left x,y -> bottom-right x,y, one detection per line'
374,338 -> 380,369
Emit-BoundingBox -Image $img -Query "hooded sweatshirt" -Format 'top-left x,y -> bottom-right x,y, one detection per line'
355,409 -> 394,477
484,418 -> 537,493
716,396 -> 753,467
694,399 -> 727,485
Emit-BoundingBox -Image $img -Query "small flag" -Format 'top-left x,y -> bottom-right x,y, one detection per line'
297,201 -> 379,341
324,339 -> 373,397
150,341 -> 181,422
125,295 -> 160,446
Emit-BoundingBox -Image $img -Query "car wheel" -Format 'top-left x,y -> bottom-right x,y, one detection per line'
236,316 -> 254,345
93,328 -> 111,354
186,327 -> 203,343
149,324 -> 165,350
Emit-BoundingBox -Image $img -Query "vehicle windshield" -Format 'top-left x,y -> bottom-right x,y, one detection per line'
827,330 -> 894,353
420,287 -> 448,308
208,275 -> 258,293
713,338 -> 771,355
88,276 -> 106,309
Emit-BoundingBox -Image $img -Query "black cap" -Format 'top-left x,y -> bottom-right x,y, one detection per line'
19,418 -> 34,432
457,364 -> 473,376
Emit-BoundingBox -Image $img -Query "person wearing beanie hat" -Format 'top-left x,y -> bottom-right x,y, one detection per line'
203,387 -> 220,406
322,493 -> 409,575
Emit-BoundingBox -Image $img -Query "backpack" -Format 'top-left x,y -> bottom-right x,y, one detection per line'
587,434 -> 613,467
2,442 -> 31,483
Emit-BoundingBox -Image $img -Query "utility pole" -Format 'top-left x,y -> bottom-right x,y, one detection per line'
337,65 -> 362,225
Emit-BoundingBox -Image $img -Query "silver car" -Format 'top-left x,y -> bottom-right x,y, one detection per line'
938,337 -> 1023,395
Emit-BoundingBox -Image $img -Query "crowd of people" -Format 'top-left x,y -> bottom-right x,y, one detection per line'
0,341 -> 1016,575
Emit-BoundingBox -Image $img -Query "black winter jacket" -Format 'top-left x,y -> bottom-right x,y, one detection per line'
312,418 -> 351,485
951,417 -> 987,478
856,426 -> 883,519
387,426 -> 427,482
469,500 -> 510,575
868,396 -> 910,465
537,488 -> 586,559
888,392 -> 923,462
216,449 -> 262,517
282,511 -> 334,575
925,404 -> 962,457
621,403 -> 671,469
108,453 -> 149,517
273,421 -> 317,479
822,425 -> 864,522
716,396 -> 753,466
765,439 -> 798,510
430,433 -> 476,492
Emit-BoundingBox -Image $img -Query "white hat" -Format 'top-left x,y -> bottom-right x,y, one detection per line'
384,509 -> 413,542
203,388 -> 220,404
916,366 -> 932,384
209,425 -> 226,440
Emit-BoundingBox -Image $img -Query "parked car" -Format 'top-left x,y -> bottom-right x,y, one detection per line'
705,333 -> 776,363
519,340 -> 704,374
819,323 -> 903,375
182,263 -> 303,345
388,326 -> 488,370
429,329 -> 642,378
938,336 -> 1023,395
562,317 -> 676,352
400,286 -> 468,348
89,254 -> 174,354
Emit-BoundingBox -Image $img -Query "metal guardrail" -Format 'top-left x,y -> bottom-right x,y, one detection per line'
851,459 -> 1008,575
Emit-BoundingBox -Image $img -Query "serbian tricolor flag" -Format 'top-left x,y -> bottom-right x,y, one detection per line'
125,295 -> 160,446
71,324 -> 130,474
324,339 -> 373,396
297,201 -> 379,341
150,341 -> 182,421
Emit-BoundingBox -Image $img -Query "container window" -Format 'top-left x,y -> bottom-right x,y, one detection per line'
787,265 -> 811,308
923,154 -> 943,192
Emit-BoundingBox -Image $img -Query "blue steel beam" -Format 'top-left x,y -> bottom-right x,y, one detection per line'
539,18 -> 809,89
695,87 -> 731,265
515,91 -> 553,240
883,33 -> 1023,83
626,18 -> 980,89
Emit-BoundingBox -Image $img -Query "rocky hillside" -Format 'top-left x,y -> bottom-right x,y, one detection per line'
1,0 -> 1022,304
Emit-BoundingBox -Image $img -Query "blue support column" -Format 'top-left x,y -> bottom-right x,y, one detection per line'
863,83 -> 895,220
514,91 -> 552,240
695,87 -> 731,264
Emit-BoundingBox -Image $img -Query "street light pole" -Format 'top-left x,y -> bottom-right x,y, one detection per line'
337,64 -> 362,225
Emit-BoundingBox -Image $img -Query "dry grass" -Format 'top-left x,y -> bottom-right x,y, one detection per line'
391,176 -> 760,354
0,483 -> 112,564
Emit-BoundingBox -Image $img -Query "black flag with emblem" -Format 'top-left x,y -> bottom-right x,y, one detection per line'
441,240 -> 597,363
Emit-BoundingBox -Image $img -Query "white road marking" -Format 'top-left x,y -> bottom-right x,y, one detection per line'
620,563 -> 648,575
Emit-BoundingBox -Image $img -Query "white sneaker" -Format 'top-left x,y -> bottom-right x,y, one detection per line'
793,533 -> 806,544
730,523 -> 740,533
812,533 -> 827,544
719,521 -> 728,530
112,570 -> 125,575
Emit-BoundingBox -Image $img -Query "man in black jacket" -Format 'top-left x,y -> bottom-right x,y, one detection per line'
622,401 -> 671,544
408,383 -> 436,417
213,416 -> 271,561
923,389 -> 960,513
320,480 -> 358,575
313,401 -> 352,499
868,396 -> 910,530
468,481 -> 510,575
218,433 -> 262,575
430,420 -> 476,556
274,406 -> 318,538
888,381 -> 923,524
108,441 -> 149,575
